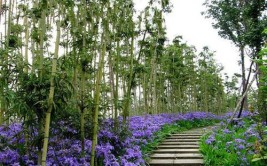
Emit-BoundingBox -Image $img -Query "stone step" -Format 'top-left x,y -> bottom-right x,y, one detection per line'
168,136 -> 201,139
153,149 -> 200,153
161,142 -> 199,145
183,129 -> 212,133
148,125 -> 220,165
164,138 -> 200,142
166,137 -> 201,140
150,153 -> 203,159
181,131 -> 203,134
182,132 -> 204,134
149,159 -> 204,166
157,145 -> 199,149
172,134 -> 202,136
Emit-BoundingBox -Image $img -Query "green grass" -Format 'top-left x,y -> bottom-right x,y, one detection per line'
200,118 -> 267,166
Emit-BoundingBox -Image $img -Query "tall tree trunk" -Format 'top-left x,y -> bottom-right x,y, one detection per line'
149,54 -> 156,114
114,40 -> 120,129
23,10 -> 30,154
153,60 -> 157,114
23,16 -> 29,73
0,0 -> 12,125
108,47 -> 117,125
138,83 -> 141,114
238,60 -> 254,118
227,70 -> 258,127
37,4 -> 47,164
41,20 -> 60,166
143,73 -> 149,113
123,36 -> 134,124
90,30 -> 106,166
80,0 -> 87,154
80,70 -> 85,155
240,46 -> 249,111
38,8 -> 46,81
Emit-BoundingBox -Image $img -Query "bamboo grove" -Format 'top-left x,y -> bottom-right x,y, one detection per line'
0,0 -> 233,165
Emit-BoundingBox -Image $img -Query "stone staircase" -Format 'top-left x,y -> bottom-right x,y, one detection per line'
148,126 -> 216,166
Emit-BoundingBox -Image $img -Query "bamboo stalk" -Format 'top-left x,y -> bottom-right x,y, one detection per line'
80,0 -> 87,155
38,7 -> 46,80
23,15 -> 29,73
41,20 -> 60,166
90,26 -> 107,166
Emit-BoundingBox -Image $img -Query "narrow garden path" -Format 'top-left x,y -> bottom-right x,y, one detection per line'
148,125 -> 217,166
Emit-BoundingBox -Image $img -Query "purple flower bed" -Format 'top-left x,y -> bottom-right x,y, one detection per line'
0,112 -> 220,166
201,111 -> 267,165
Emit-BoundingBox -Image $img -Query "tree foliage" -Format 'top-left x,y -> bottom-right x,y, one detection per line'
203,0 -> 267,120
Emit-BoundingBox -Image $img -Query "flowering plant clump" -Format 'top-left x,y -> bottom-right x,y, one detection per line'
0,112 -> 220,165
200,111 -> 267,166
